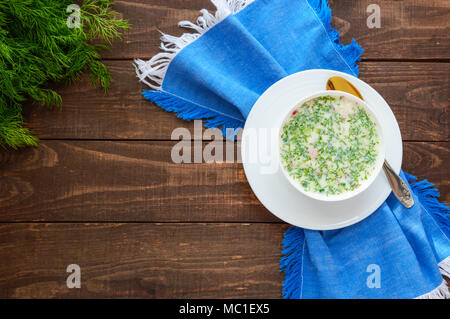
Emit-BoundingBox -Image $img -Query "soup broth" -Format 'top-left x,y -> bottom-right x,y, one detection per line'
280,95 -> 380,196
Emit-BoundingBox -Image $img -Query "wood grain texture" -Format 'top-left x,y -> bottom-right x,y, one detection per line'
2,0 -> 449,300
102,0 -> 450,60
330,0 -> 450,60
403,142 -> 450,192
0,141 -> 447,222
22,61 -> 449,141
0,223 -> 286,298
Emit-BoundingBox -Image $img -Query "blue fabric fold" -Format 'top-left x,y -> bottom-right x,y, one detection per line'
142,0 -> 363,136
138,0 -> 449,298
282,172 -> 449,298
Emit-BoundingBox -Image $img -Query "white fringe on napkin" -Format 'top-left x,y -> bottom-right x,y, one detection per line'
134,0 -> 255,90
416,257 -> 450,299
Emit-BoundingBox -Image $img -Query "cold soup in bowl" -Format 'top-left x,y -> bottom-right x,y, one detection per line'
279,90 -> 384,201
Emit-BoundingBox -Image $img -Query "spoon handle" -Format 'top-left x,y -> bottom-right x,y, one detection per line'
382,160 -> 414,208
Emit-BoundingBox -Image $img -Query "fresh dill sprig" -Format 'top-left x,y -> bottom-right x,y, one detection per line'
0,0 -> 130,149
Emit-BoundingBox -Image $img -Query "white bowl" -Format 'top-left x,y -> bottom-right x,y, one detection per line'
278,90 -> 385,202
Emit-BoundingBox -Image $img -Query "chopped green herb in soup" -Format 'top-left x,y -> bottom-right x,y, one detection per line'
280,95 -> 380,196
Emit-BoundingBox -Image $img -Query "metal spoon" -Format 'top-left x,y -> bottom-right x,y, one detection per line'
326,76 -> 414,208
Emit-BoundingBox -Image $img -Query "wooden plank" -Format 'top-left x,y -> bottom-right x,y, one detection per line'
360,63 -> 449,141
0,223 -> 286,298
0,140 -> 272,222
0,223 -> 448,299
403,142 -> 450,194
0,141 -> 447,222
330,0 -> 450,60
102,0 -> 450,60
23,61 -> 449,141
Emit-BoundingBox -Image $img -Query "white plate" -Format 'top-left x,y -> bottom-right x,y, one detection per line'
241,69 -> 402,230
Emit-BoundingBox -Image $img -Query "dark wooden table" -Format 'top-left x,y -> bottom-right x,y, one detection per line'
0,0 -> 448,298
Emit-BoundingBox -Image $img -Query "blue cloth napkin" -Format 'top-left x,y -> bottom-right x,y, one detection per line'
136,0 -> 450,298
